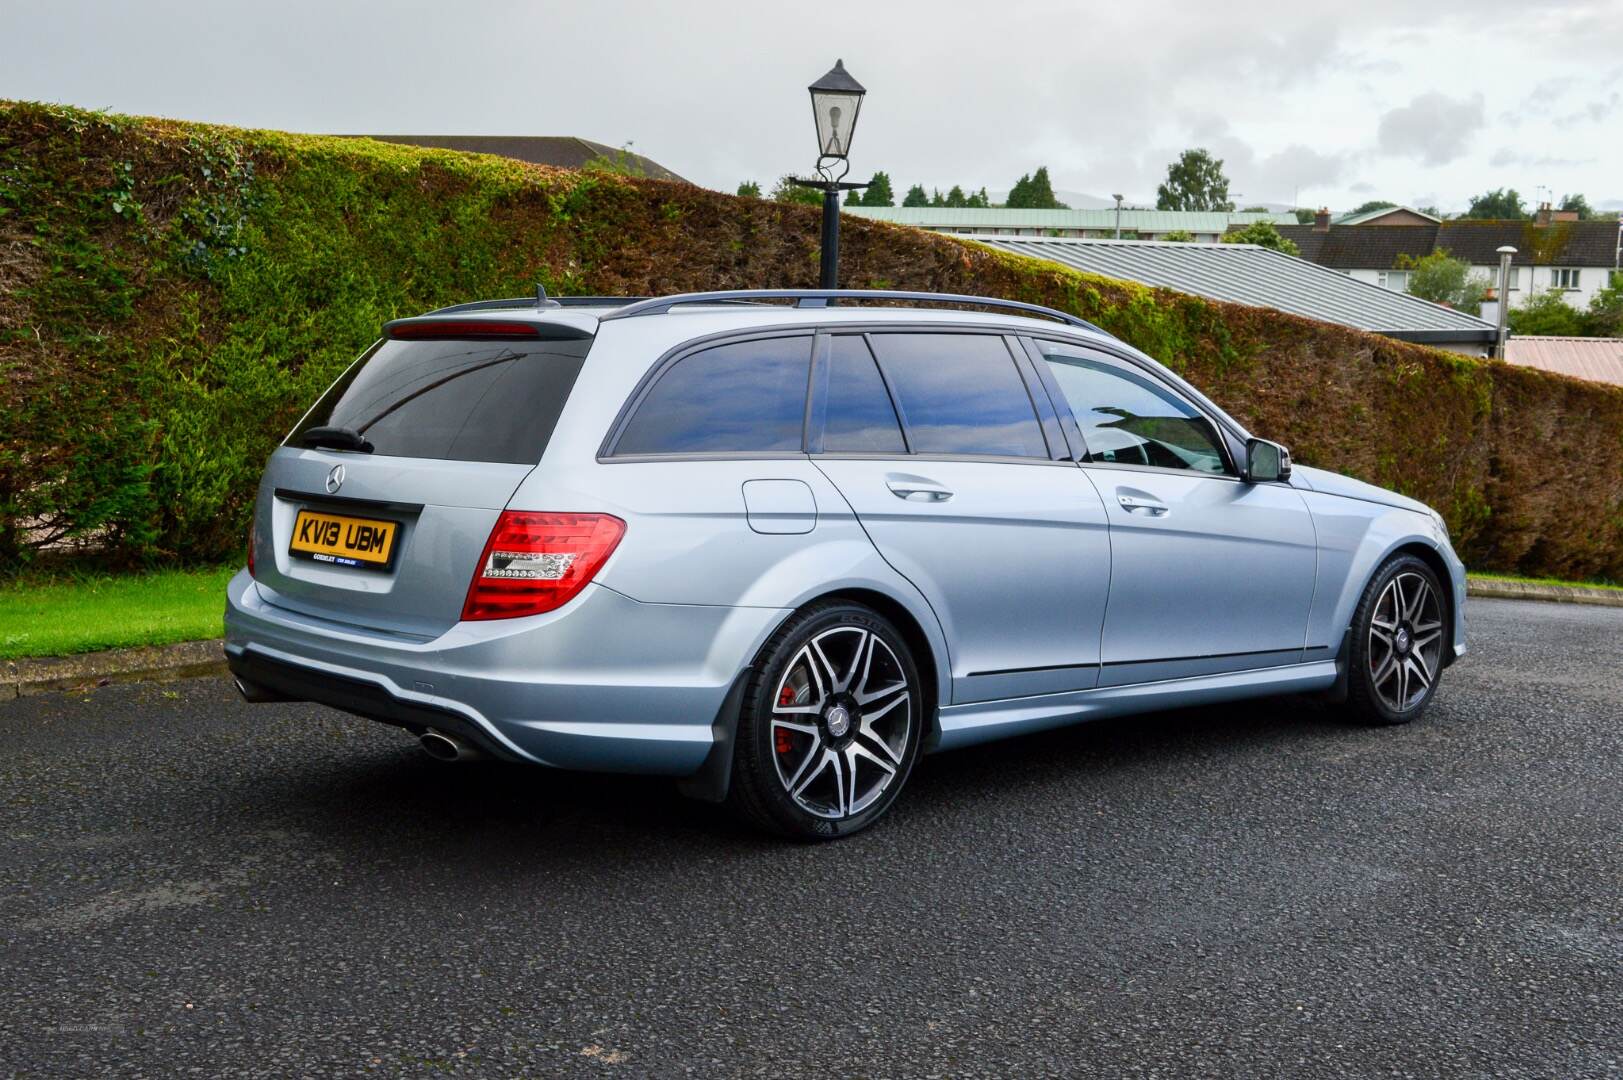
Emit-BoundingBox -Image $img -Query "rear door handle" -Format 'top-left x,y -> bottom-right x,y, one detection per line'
886,479 -> 954,502
1117,495 -> 1168,516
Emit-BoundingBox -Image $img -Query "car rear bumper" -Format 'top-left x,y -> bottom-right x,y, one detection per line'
223,569 -> 786,775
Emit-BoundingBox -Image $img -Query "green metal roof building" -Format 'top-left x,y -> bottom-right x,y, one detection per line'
842,205 -> 1294,242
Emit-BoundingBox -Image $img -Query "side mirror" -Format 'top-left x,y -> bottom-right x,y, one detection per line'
1244,438 -> 1292,483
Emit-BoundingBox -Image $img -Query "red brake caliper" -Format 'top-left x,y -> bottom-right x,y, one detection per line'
775,686 -> 797,754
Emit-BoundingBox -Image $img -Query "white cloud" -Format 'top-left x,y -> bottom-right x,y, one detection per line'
1376,93 -> 1486,166
0,0 -> 1618,213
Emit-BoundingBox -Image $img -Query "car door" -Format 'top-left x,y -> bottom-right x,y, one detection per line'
812,330 -> 1112,704
1029,338 -> 1318,687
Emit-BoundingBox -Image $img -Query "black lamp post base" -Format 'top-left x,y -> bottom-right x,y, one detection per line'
788,177 -> 871,289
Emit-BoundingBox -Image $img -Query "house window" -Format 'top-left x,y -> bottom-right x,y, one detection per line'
1378,270 -> 1409,291
1503,267 -> 1519,291
1550,268 -> 1580,290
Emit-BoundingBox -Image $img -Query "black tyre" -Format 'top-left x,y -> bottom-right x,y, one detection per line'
1343,554 -> 1448,725
728,602 -> 923,840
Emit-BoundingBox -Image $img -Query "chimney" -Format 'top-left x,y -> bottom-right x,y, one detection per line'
1552,209 -> 1578,223
1535,202 -> 1553,227
1314,207 -> 1331,231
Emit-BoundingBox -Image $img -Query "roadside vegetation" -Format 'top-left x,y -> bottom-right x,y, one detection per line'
0,565 -> 235,659
2,102 -> 1621,588
1468,571 -> 1621,592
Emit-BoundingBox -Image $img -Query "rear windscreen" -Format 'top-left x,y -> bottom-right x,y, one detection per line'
287,337 -> 591,463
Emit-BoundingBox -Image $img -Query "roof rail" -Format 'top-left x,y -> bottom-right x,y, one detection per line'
597,289 -> 1106,333
424,296 -> 647,316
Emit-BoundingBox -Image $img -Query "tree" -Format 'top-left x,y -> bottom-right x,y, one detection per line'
1558,193 -> 1595,220
1161,229 -> 1195,243
1462,188 -> 1528,220
1508,289 -> 1587,336
1398,249 -> 1490,315
1005,173 -> 1031,207
1583,278 -> 1623,336
1005,166 -> 1068,209
902,183 -> 929,207
1240,205 -> 1270,213
1351,199 -> 1398,215
861,170 -> 895,207
966,186 -> 991,208
769,175 -> 823,207
944,184 -> 968,208
1156,148 -> 1233,212
1294,208 -> 1319,224
1220,220 -> 1300,256
844,188 -> 861,206
736,180 -> 761,198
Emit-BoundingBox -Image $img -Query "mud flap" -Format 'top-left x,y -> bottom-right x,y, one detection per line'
675,667 -> 754,803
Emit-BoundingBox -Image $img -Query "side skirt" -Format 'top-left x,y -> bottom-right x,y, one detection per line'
933,660 -> 1340,752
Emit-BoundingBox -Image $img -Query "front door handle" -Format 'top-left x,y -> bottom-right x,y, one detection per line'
1117,494 -> 1168,516
886,478 -> 954,503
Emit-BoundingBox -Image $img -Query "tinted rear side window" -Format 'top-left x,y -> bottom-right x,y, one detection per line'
614,336 -> 811,455
822,335 -> 906,453
868,333 -> 1048,458
288,337 -> 590,464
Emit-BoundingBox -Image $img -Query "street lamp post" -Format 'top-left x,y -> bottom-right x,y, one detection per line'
1495,245 -> 1516,359
789,59 -> 869,289
1112,194 -> 1124,239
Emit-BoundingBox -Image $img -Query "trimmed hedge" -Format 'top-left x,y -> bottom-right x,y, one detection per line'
2,102 -> 1621,579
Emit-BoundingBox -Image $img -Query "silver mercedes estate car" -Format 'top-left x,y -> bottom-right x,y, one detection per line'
226,289 -> 1466,839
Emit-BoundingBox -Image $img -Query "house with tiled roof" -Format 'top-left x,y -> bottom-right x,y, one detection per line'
1334,205 -> 1441,227
1263,206 -> 1622,311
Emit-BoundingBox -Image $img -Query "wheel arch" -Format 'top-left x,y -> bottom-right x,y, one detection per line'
676,584 -> 950,805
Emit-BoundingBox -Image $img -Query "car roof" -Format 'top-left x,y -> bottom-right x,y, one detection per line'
386,291 -> 1250,442
401,290 -> 1116,341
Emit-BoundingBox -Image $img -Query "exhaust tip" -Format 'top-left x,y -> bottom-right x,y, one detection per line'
234,676 -> 289,704
419,729 -> 481,762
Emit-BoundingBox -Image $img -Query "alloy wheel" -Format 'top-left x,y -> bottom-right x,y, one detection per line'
1368,571 -> 1444,713
769,625 -> 913,820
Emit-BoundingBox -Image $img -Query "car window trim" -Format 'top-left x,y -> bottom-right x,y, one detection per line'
598,327 -> 817,461
1004,334 -> 1069,462
1028,337 -> 1239,478
808,331 -> 912,456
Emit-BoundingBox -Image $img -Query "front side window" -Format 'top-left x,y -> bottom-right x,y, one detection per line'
868,333 -> 1048,459
1551,268 -> 1580,290
613,336 -> 811,456
1378,270 -> 1409,291
1037,343 -> 1228,475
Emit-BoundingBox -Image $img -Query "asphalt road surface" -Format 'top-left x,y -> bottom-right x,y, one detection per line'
2,598 -> 1620,1078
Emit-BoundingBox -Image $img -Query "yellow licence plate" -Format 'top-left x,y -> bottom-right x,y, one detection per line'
288,509 -> 399,570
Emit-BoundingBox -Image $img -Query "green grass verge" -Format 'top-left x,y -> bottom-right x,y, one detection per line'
0,565 -> 238,660
1468,571 -> 1622,592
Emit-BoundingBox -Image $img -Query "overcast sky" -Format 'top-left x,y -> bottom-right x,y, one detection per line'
3,0 -> 1620,212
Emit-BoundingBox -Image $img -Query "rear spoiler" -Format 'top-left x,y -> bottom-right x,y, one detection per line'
380,316 -> 595,341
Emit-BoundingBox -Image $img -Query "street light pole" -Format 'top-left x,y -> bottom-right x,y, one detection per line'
1495,245 -> 1516,359
1112,194 -> 1124,239
789,59 -> 869,290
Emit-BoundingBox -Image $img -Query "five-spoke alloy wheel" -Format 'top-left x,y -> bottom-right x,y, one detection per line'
1345,555 -> 1448,725
730,603 -> 922,839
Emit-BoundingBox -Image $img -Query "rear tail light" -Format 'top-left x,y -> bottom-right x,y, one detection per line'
247,513 -> 257,579
462,512 -> 626,621
387,319 -> 540,340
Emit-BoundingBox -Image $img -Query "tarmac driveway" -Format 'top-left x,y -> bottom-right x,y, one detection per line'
1,598 -> 1619,1077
